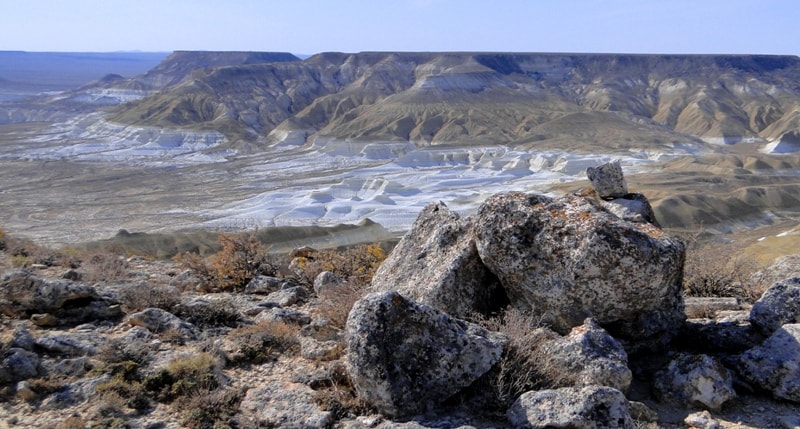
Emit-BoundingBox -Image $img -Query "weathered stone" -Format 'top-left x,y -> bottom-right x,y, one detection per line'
543,318 -> 632,392
684,410 -> 721,429
61,269 -> 82,281
263,286 -> 307,307
750,277 -> 800,335
299,336 -> 345,361
738,323 -> 800,403
654,353 -> 736,410
0,348 -> 40,384
240,382 -> 331,428
125,307 -> 196,338
346,291 -> 507,417
628,401 -> 658,423
602,193 -> 660,226
676,319 -> 762,354
0,270 -> 121,326
313,271 -> 345,296
16,380 -> 38,401
507,385 -> 634,429
474,192 -> 685,345
245,275 -> 295,295
586,160 -> 628,198
8,325 -> 35,351
35,332 -> 104,356
370,202 -> 505,319
255,307 -> 312,326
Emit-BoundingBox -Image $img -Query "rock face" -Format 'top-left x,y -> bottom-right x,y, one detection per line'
474,192 -> 685,343
750,277 -> 800,335
0,270 -> 121,326
586,160 -> 628,198
370,202 -> 505,319
543,318 -> 632,392
601,193 -> 660,226
737,323 -> 800,403
654,354 -> 736,410
345,291 -> 507,417
507,385 -> 635,429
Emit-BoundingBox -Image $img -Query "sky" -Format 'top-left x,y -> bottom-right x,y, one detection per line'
1,0 -> 798,56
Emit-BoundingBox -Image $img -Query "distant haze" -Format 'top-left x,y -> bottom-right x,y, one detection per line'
0,0 -> 798,55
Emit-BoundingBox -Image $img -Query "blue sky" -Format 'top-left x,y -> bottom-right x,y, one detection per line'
1,0 -> 798,55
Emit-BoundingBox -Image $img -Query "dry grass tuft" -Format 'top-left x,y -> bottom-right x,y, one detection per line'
316,283 -> 369,329
177,387 -> 243,429
683,238 -> 766,303
226,320 -> 300,365
293,243 -> 387,287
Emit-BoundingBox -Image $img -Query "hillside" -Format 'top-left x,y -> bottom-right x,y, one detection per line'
105,52 -> 800,152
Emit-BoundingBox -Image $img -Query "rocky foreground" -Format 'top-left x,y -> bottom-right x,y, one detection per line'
1,163 -> 800,428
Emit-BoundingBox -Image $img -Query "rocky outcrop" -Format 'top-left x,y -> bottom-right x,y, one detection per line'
507,385 -> 635,429
654,354 -> 736,410
474,192 -> 685,345
0,270 -> 122,326
543,318 -> 631,392
370,202 -> 505,319
737,323 -> 800,402
125,308 -> 197,338
749,277 -> 800,335
345,291 -> 507,416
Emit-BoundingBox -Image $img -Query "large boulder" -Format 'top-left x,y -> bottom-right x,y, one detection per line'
370,202 -> 505,319
750,277 -> 800,335
345,291 -> 507,417
653,353 -> 736,410
543,318 -> 632,392
737,323 -> 800,403
507,385 -> 635,429
474,192 -> 685,344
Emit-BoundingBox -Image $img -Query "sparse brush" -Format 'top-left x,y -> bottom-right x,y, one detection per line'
56,416 -> 87,429
226,320 -> 300,365
312,363 -> 375,421
174,231 -> 281,292
143,352 -> 222,403
683,239 -> 764,303
95,375 -> 150,412
116,282 -> 180,312
174,299 -> 241,329
294,243 -> 387,287
81,251 -> 129,283
178,387 -> 243,429
476,308 -> 570,406
316,283 -> 368,329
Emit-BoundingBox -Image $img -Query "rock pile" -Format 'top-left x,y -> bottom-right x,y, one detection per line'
346,161 -> 800,426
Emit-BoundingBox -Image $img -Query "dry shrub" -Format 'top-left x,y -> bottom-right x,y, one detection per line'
316,283 -> 368,329
81,251 -> 129,283
226,320 -> 300,364
143,353 -> 222,403
312,363 -> 374,421
178,387 -> 243,429
3,235 -> 75,269
0,228 -> 6,251
294,243 -> 387,287
174,299 -> 241,329
683,239 -> 765,302
56,416 -> 87,429
95,375 -> 150,412
174,232 -> 280,292
477,308 -> 573,406
117,282 -> 180,312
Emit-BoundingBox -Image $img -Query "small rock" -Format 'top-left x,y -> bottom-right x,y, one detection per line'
0,348 -> 40,384
61,269 -> 82,281
313,271 -> 346,296
684,410 -> 720,429
685,297 -> 741,319
125,307 -> 196,338
543,318 -> 632,392
35,332 -> 102,356
16,381 -> 37,401
263,286 -> 307,307
9,325 -> 35,350
601,193 -> 660,226
507,385 -> 634,429
245,275 -> 293,295
586,160 -> 628,198
299,336 -> 345,361
750,277 -> 800,335
240,382 -> 331,428
255,307 -> 312,326
628,401 -> 658,423
654,353 -> 736,410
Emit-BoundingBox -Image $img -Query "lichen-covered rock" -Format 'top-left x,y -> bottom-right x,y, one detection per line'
370,202 -> 505,319
684,410 -> 721,429
245,275 -> 295,295
125,307 -> 196,338
586,160 -> 628,198
263,286 -> 307,307
750,277 -> 800,335
240,382 -> 331,428
601,193 -> 660,226
543,318 -> 632,392
0,348 -> 40,385
313,271 -> 345,296
346,291 -> 507,416
0,270 -> 121,326
654,353 -> 736,410
35,332 -> 104,356
507,385 -> 635,429
474,192 -> 685,345
255,307 -> 312,325
737,323 -> 800,403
